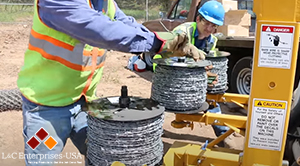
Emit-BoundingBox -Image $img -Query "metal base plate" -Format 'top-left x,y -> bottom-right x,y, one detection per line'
86,96 -> 165,122
206,51 -> 231,58
165,102 -> 209,114
152,57 -> 211,68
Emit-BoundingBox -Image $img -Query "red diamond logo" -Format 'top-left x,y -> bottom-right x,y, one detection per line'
36,127 -> 49,141
27,136 -> 40,150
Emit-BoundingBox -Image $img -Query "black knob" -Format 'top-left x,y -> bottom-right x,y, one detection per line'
119,86 -> 130,108
178,57 -> 185,63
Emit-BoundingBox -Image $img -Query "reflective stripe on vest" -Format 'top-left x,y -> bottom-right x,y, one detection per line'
188,26 -> 195,44
29,29 -> 106,71
173,22 -> 196,44
100,0 -> 116,20
152,54 -> 162,72
210,35 -> 218,51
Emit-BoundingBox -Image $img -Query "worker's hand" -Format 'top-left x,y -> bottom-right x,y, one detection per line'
154,32 -> 205,61
205,65 -> 213,70
179,43 -> 206,61
206,66 -> 218,87
154,31 -> 187,52
207,71 -> 218,88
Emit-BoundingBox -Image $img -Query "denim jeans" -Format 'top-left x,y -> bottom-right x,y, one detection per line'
22,95 -> 88,166
207,103 -> 229,137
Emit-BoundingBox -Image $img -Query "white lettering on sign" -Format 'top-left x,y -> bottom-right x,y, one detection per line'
273,28 -> 290,32
258,25 -> 294,69
248,98 -> 288,151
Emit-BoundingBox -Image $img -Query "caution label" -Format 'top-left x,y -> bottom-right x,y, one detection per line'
249,98 -> 288,151
258,24 -> 295,69
254,100 -> 286,109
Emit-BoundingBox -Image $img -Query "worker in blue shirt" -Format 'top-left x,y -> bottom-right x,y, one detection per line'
18,0 -> 205,166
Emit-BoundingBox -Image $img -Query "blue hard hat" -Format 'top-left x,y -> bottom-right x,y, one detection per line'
198,0 -> 225,26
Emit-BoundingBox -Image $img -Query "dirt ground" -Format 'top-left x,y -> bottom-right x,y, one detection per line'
0,23 -> 246,166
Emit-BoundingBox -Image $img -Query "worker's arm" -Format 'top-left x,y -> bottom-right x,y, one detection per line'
38,0 -> 162,54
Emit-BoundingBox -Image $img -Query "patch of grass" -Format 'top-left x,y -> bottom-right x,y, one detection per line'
122,9 -> 161,20
0,5 -> 33,22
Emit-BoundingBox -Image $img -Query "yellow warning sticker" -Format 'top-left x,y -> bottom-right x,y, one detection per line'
254,100 -> 286,109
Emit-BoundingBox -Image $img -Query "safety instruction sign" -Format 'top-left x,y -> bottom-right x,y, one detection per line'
248,98 -> 288,151
258,25 -> 295,69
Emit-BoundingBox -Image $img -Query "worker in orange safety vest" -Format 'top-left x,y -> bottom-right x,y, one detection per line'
17,0 -> 205,165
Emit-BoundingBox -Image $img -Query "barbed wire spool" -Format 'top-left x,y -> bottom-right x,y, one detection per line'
206,51 -> 230,94
0,88 -> 22,112
151,57 -> 211,113
86,95 -> 165,166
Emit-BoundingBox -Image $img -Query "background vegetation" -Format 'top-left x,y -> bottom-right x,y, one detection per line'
0,0 -> 174,22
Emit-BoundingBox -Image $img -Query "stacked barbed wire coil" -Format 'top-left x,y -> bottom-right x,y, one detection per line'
86,114 -> 164,166
151,65 -> 207,111
0,89 -> 22,112
206,56 -> 229,93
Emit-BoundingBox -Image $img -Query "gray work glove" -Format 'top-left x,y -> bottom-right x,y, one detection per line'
154,32 -> 206,61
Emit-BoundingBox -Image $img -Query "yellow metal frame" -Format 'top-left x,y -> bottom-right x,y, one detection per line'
171,112 -> 247,130
164,141 -> 242,166
167,109 -> 247,166
164,0 -> 300,165
206,93 -> 249,109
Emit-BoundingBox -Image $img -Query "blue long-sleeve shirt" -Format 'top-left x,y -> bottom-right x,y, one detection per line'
38,0 -> 162,54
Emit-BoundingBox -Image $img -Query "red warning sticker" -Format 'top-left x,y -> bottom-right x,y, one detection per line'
259,24 -> 295,69
262,26 -> 294,33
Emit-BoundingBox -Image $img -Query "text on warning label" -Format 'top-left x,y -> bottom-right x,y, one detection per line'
262,26 -> 294,33
254,100 -> 286,109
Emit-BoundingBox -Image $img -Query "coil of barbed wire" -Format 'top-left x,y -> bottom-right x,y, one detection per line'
206,57 -> 229,93
86,114 -> 164,166
0,89 -> 22,112
151,64 -> 207,111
